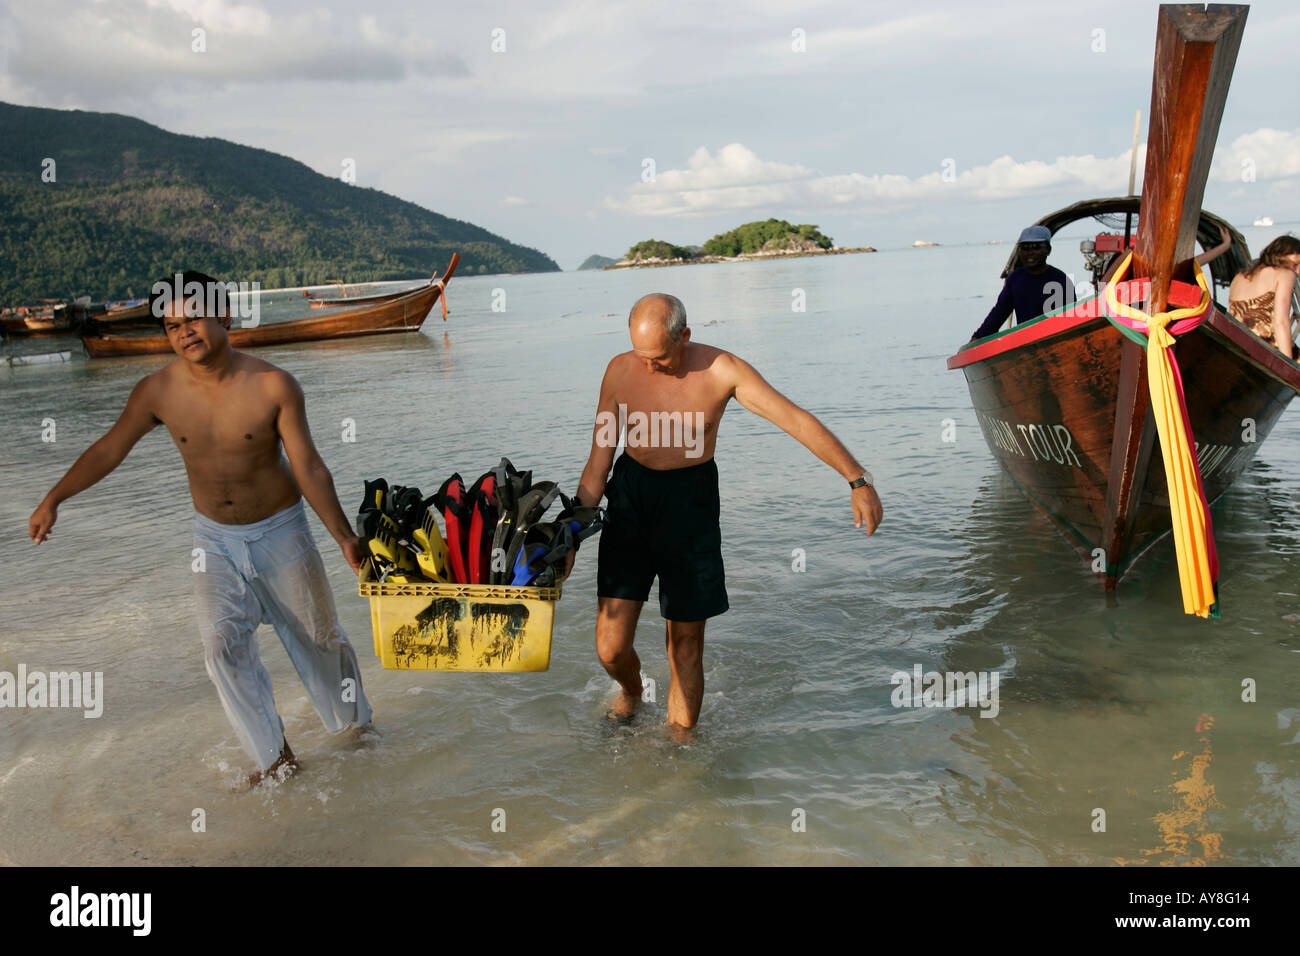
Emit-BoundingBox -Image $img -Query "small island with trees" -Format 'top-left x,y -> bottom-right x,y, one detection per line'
608,219 -> 874,269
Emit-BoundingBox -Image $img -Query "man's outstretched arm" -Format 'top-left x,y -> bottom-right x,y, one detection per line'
728,354 -> 883,535
29,376 -> 160,543
272,372 -> 363,571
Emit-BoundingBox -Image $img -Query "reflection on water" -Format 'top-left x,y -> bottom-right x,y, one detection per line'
1,245 -> 1297,865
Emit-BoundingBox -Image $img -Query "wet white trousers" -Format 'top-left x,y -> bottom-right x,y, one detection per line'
192,500 -> 373,770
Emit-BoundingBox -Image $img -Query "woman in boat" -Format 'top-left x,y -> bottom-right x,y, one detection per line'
1228,235 -> 1300,359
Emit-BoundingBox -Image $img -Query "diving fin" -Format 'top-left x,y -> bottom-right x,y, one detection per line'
433,474 -> 471,584
368,513 -> 418,573
386,484 -> 425,539
555,494 -> 605,548
356,477 -> 389,538
465,470 -> 499,584
502,481 -> 561,584
411,502 -> 452,582
489,458 -> 531,584
509,521 -> 573,587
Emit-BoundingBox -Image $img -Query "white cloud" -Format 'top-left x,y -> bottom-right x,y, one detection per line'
1,0 -> 468,105
602,145 -> 814,216
606,132 -> 1299,218
1210,128 -> 1300,183
771,15 -> 944,56
153,0 -> 272,36
499,195 -> 530,206
606,142 -> 1136,216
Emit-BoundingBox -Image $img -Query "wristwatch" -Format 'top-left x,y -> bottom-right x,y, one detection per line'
848,470 -> 874,489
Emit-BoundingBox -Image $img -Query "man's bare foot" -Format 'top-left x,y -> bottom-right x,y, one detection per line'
667,721 -> 696,744
346,721 -> 380,742
605,689 -> 642,723
237,740 -> 299,791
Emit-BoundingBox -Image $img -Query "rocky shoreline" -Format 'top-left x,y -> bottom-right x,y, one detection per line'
603,246 -> 877,270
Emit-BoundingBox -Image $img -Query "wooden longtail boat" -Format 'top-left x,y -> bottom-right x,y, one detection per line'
81,255 -> 459,358
947,5 -> 1300,595
1,300 -> 70,337
101,299 -> 150,323
3,313 -> 67,336
306,288 -> 413,309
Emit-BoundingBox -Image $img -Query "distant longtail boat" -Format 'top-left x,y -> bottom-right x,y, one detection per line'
81,255 -> 459,358
0,300 -> 70,337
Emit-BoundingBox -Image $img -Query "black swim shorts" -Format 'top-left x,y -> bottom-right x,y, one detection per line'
596,453 -> 729,621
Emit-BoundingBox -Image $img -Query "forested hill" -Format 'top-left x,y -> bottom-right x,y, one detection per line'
0,101 -> 559,303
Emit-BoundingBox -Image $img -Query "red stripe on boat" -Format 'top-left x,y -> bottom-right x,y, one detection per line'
947,279 -> 1205,370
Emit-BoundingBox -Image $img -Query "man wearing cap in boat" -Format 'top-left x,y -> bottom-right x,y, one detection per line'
568,292 -> 883,731
28,270 -> 374,788
970,225 -> 1076,340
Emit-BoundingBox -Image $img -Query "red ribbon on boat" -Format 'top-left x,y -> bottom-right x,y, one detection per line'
1101,252 -> 1219,618
433,277 -> 448,321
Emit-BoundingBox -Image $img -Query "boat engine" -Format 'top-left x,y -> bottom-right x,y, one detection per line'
1080,233 -> 1136,289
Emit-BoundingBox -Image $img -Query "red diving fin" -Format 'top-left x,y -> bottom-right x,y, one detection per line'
465,470 -> 499,584
433,474 -> 471,584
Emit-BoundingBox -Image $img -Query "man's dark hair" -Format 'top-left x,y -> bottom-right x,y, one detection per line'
149,270 -> 229,327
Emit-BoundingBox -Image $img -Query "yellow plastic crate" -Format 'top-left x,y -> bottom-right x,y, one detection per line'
357,559 -> 561,672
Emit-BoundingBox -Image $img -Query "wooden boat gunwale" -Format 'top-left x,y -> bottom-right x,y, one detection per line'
950,284 -> 1300,393
306,287 -> 414,308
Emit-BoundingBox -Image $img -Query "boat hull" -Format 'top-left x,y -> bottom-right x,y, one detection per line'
82,279 -> 444,358
951,300 -> 1300,582
1,318 -> 72,337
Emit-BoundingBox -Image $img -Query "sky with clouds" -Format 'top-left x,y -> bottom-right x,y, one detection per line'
1,0 -> 1295,269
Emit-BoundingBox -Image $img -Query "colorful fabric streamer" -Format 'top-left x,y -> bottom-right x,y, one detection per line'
1102,252 -> 1219,618
433,277 -> 449,320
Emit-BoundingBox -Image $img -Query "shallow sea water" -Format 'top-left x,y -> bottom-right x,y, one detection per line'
1,232 -> 1297,865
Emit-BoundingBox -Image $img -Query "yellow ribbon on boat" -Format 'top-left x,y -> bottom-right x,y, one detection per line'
1104,252 -> 1217,617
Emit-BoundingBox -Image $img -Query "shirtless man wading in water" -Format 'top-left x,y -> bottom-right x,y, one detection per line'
571,293 -> 883,729
28,271 -> 373,787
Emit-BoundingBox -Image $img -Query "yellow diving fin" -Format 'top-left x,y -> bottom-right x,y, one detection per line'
412,505 -> 452,582
368,513 -> 417,573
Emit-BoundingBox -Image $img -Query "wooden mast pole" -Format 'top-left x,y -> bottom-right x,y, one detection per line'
1131,4 -> 1247,307
1122,109 -> 1141,249
1099,3 -> 1247,589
